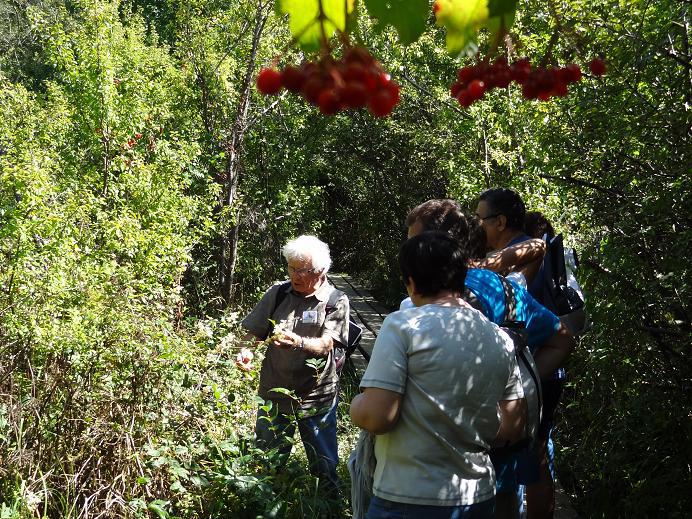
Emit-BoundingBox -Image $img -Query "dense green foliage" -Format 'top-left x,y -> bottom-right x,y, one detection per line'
1,0 -> 689,517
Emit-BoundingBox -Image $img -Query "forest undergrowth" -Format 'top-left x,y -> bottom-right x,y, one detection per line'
0,311 -> 363,518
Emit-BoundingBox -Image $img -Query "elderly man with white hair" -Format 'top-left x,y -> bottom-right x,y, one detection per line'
241,235 -> 350,500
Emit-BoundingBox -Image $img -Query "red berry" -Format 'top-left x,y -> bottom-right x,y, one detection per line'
522,83 -> 538,100
561,64 -> 582,83
534,68 -> 556,93
362,69 -> 379,92
376,72 -> 392,89
317,89 -> 341,115
589,58 -> 607,76
256,68 -> 283,95
300,62 -> 319,77
386,81 -> 400,104
342,63 -> 366,83
467,79 -> 486,100
281,66 -> 306,92
342,82 -> 369,108
302,78 -> 326,105
368,90 -> 395,117
493,56 -> 509,68
496,70 -> 512,88
457,90 -> 473,107
538,90 -> 552,101
457,66 -> 476,84
135,132 -> 142,139
344,47 -> 373,66
484,73 -> 499,89
552,81 -> 568,97
511,58 -> 531,83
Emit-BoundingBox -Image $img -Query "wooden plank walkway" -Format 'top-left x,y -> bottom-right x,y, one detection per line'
329,273 -> 579,518
328,273 -> 388,373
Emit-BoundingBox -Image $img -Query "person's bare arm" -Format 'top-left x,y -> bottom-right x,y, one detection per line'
272,330 -> 335,357
471,239 -> 546,280
533,323 -> 576,380
492,398 -> 527,446
350,387 -> 403,434
242,332 -> 262,345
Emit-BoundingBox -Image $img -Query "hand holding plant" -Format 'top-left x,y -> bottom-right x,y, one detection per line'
235,347 -> 255,371
271,330 -> 301,350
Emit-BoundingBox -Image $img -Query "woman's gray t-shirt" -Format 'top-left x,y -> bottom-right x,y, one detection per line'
360,304 -> 523,506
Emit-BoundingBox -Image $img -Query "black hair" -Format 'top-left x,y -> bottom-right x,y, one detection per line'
398,231 -> 468,297
478,188 -> 526,231
525,211 -> 556,239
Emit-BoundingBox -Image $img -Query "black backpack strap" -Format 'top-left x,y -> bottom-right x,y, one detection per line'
263,281 -> 292,339
325,286 -> 343,314
499,275 -> 518,323
272,280 -> 293,315
550,234 -> 568,288
462,288 -> 485,313
325,287 -> 351,347
498,275 -> 528,350
498,275 -> 542,447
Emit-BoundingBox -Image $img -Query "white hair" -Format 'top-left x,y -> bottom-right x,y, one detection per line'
282,235 -> 331,273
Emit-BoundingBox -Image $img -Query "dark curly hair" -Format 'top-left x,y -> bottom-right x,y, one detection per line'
525,211 -> 556,239
465,214 -> 488,260
399,231 -> 468,297
406,199 -> 469,241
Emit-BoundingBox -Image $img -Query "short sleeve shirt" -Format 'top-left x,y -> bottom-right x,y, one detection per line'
242,280 -> 349,413
360,305 -> 523,506
464,269 -> 560,352
398,269 -> 560,352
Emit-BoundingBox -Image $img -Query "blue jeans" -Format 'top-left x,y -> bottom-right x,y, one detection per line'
255,396 -> 340,495
365,496 -> 495,519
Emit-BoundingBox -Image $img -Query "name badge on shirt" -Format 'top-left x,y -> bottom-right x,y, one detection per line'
302,310 -> 318,324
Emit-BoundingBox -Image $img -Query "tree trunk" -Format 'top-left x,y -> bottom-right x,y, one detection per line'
219,1 -> 269,304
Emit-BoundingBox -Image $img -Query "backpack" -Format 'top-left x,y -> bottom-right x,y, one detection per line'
497,276 -> 543,448
529,233 -> 588,336
269,281 -> 364,374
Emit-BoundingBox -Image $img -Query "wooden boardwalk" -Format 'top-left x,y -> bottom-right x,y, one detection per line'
329,272 -> 579,519
328,273 -> 387,372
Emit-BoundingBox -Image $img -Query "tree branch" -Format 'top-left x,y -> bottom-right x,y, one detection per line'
537,173 -> 621,195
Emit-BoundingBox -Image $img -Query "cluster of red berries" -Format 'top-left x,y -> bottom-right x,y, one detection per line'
451,56 -> 607,107
125,132 -> 144,149
256,47 -> 400,117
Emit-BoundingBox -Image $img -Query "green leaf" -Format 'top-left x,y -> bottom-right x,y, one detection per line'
276,0 -> 355,53
485,11 -> 516,47
487,0 -> 517,18
434,0 -> 490,56
147,501 -> 171,519
268,386 -> 298,400
170,480 -> 187,493
364,0 -> 429,45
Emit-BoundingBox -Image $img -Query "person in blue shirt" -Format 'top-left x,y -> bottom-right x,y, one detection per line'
402,199 -> 575,519
476,189 -> 573,519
